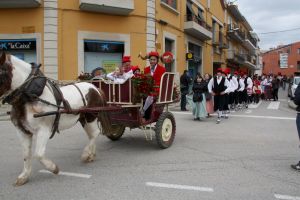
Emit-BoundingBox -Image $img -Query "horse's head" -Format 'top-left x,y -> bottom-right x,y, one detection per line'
0,52 -> 13,97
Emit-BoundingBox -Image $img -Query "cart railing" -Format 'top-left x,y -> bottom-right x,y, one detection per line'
89,72 -> 176,105
157,72 -> 176,104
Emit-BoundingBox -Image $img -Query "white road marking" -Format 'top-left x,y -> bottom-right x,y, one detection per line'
267,101 -> 280,109
146,182 -> 214,192
172,111 -> 295,120
279,99 -> 288,102
39,170 -> 91,179
248,101 -> 262,109
274,194 -> 300,200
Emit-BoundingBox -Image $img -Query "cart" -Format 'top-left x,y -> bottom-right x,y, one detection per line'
34,73 -> 177,149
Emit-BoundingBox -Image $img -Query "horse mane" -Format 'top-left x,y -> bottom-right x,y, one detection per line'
0,54 -> 13,97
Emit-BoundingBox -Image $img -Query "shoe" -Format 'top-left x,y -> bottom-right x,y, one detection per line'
291,161 -> 300,171
216,118 -> 221,124
194,118 -> 198,121
224,115 -> 229,119
181,108 -> 188,111
197,117 -> 200,121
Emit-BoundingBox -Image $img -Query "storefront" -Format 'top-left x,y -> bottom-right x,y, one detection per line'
187,42 -> 202,78
0,39 -> 37,63
84,40 -> 124,74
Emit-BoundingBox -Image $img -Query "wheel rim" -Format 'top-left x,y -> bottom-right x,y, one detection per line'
161,118 -> 173,142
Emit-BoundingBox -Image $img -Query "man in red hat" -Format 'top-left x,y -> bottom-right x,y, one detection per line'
106,55 -> 134,83
141,51 -> 166,120
208,68 -> 231,123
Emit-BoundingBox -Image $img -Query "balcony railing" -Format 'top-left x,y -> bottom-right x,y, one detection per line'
227,50 -> 246,64
0,0 -> 41,8
161,0 -> 177,10
184,14 -> 212,41
227,24 -> 244,43
79,0 -> 134,15
185,14 -> 212,31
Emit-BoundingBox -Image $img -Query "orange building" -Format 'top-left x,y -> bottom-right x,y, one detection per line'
262,41 -> 300,76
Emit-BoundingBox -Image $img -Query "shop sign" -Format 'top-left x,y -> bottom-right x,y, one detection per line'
84,40 -> 124,53
102,60 -> 121,73
0,39 -> 36,51
279,53 -> 288,68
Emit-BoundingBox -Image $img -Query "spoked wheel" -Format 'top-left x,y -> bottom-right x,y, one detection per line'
106,125 -> 125,141
155,112 -> 176,149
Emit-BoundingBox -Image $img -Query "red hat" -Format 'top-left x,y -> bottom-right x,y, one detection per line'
122,56 -> 131,63
240,72 -> 245,76
222,70 -> 227,76
216,68 -> 223,73
226,68 -> 231,74
234,71 -> 239,75
148,51 -> 160,58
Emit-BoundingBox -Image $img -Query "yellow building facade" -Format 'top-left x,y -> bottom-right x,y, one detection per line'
0,0 -> 257,80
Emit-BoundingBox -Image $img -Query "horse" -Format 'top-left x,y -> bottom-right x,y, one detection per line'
0,52 -> 108,186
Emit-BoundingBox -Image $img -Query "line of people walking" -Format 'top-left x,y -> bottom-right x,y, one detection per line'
180,68 -> 259,124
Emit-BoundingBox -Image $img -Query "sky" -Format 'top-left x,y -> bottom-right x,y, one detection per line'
236,0 -> 300,50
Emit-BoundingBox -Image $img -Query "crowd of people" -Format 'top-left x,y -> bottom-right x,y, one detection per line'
180,69 -> 291,124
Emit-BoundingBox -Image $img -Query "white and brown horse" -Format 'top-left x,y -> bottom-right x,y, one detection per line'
0,52 -> 107,186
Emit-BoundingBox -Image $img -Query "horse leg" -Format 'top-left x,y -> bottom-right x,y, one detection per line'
14,131 -> 33,186
81,120 -> 99,162
34,128 -> 59,174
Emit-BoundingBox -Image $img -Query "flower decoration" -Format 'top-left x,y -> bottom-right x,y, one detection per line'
131,73 -> 156,102
77,72 -> 93,81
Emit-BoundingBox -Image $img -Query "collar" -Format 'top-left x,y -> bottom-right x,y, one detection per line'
2,63 -> 43,104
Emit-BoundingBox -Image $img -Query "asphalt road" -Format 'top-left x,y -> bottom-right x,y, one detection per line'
0,89 -> 299,200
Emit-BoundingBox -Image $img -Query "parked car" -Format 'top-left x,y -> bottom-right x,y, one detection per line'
288,75 -> 300,99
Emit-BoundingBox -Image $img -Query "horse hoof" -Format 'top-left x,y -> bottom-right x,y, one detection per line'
14,177 -> 28,186
52,165 -> 59,174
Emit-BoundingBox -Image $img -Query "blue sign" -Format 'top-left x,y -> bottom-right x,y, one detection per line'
0,39 -> 36,51
84,40 -> 124,53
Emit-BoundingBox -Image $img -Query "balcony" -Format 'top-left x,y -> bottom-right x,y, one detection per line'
227,24 -> 244,43
244,60 -> 256,70
79,0 -> 134,15
244,55 -> 257,70
227,50 -> 245,65
243,33 -> 257,52
0,0 -> 41,8
184,14 -> 212,41
227,4 -> 244,22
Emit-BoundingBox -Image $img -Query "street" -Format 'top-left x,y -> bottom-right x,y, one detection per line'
0,90 -> 299,200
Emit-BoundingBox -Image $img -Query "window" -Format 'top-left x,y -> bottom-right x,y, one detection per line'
161,0 -> 177,10
198,8 -> 204,20
212,20 -> 216,43
164,38 -> 175,72
297,61 -> 300,71
298,48 -> 300,54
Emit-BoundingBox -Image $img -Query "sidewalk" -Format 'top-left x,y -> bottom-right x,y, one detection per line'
0,104 -> 11,121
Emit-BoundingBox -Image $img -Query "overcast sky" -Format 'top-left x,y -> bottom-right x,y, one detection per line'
236,0 -> 300,50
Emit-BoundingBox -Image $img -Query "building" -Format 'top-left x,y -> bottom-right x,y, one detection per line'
0,0 -> 258,80
262,41 -> 300,76
225,3 -> 260,75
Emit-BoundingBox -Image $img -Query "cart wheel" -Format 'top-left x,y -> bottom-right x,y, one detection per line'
155,112 -> 176,149
106,125 -> 125,141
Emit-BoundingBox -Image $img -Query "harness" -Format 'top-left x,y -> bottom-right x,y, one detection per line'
2,63 -> 85,139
